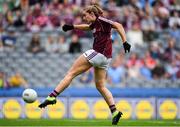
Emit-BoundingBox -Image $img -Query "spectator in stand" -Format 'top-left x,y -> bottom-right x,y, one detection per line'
35,11 -> 49,28
149,42 -> 162,59
141,14 -> 156,42
32,3 -> 41,18
116,0 -> 129,6
20,0 -> 29,11
107,55 -> 126,86
157,5 -> 170,30
175,52 -> 180,67
57,35 -> 68,54
45,35 -> 58,53
69,34 -> 82,54
13,10 -> 24,28
0,71 -> 10,89
177,69 -> 180,79
49,0 -> 60,11
169,22 -> 180,42
126,52 -> 144,79
165,60 -> 179,80
127,52 -> 141,68
120,6 -> 129,30
0,13 -> 3,30
139,63 -> 152,80
163,37 -> 178,62
27,34 -> 43,53
49,10 -> 60,28
127,63 -> 141,80
79,68 -> 94,84
1,29 -> 16,50
30,20 -> 41,32
26,9 -> 34,30
0,2 -> 9,15
29,0 -> 42,6
152,63 -> 166,80
26,3 -> 42,32
176,52 -> 180,79
129,0 -> 145,9
143,50 -> 157,70
169,11 -> 180,28
9,72 -> 28,88
106,0 -> 118,11
5,10 -> 14,26
0,40 -> 4,52
127,21 -> 143,49
63,7 -> 74,24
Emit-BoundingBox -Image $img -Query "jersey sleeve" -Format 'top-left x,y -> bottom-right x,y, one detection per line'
98,16 -> 114,25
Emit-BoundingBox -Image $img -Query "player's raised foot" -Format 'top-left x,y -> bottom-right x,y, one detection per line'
112,110 -> 123,125
38,96 -> 56,108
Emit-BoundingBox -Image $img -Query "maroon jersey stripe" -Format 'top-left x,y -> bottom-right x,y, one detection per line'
98,16 -> 114,25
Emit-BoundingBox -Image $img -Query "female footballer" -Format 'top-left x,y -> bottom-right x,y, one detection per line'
39,5 -> 131,125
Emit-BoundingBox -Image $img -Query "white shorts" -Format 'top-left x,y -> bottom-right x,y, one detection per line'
83,49 -> 112,69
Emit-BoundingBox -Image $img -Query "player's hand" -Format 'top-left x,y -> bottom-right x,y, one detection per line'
62,24 -> 74,32
123,41 -> 131,53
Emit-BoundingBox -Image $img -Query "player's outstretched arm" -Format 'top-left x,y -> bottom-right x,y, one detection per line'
74,24 -> 91,30
112,22 -> 131,53
62,24 -> 91,32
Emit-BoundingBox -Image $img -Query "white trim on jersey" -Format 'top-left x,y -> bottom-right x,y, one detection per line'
98,16 -> 114,25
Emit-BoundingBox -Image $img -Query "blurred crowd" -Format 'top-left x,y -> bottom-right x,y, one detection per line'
0,71 -> 28,89
0,0 -> 180,88
0,0 -> 179,35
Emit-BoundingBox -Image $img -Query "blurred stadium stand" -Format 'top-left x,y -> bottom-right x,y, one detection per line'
0,0 -> 180,97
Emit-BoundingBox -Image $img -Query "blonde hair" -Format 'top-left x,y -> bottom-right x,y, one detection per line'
84,4 -> 103,17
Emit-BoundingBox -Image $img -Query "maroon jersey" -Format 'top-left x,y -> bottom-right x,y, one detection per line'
89,16 -> 114,58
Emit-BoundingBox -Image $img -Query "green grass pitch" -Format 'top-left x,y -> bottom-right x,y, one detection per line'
0,119 -> 180,127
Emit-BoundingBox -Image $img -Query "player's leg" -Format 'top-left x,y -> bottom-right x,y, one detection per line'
94,67 -> 115,105
54,54 -> 92,93
39,55 -> 92,108
94,67 -> 122,125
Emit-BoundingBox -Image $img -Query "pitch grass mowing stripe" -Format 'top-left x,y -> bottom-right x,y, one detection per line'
0,119 -> 180,126
1,126 -> 180,127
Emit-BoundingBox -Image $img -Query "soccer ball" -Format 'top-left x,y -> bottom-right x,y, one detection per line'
22,88 -> 37,103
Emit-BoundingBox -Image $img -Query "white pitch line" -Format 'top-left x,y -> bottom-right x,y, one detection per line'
2,125 -> 178,126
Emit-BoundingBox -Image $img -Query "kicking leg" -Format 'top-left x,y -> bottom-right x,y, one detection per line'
39,55 -> 92,108
54,55 -> 92,93
94,67 -> 122,125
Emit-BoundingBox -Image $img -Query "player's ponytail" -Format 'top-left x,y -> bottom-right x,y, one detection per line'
93,4 -> 103,16
84,4 -> 103,17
